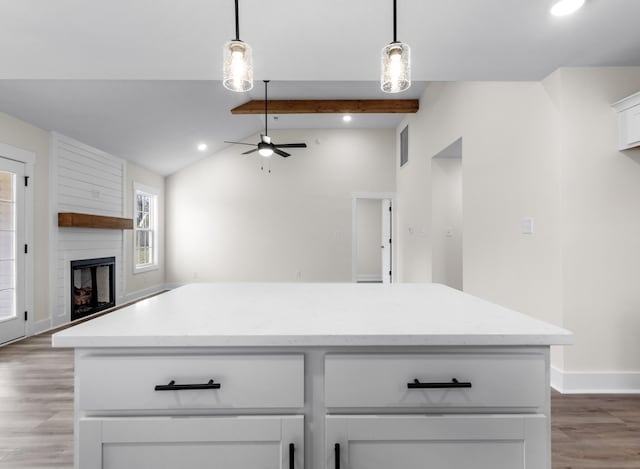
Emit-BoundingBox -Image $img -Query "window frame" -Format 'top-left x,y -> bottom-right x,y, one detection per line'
133,182 -> 159,274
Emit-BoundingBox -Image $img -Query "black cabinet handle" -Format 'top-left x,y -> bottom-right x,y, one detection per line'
407,378 -> 472,389
289,443 -> 295,469
335,443 -> 340,469
154,379 -> 221,391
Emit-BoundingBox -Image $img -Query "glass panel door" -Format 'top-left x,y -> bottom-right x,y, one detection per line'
0,158 -> 25,344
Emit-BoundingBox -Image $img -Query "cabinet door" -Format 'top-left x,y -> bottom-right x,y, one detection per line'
625,105 -> 640,147
79,415 -> 303,469
326,414 -> 547,469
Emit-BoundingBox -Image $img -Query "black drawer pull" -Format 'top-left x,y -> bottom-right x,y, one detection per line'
289,443 -> 295,469
335,443 -> 340,469
154,379 -> 221,391
407,378 -> 472,389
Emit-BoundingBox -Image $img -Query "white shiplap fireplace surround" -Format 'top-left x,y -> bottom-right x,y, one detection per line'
50,133 -> 127,328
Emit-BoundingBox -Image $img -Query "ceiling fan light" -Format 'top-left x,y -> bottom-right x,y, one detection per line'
223,40 -> 253,92
550,0 -> 585,16
258,147 -> 273,157
258,142 -> 273,157
381,42 -> 411,93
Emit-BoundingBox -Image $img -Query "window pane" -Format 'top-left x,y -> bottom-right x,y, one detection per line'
136,231 -> 152,265
0,288 -> 15,321
0,172 -> 15,202
136,211 -> 149,229
134,189 -> 157,268
135,192 -> 150,229
0,230 -> 15,261
0,172 -> 15,321
0,260 -> 15,290
0,201 -> 15,230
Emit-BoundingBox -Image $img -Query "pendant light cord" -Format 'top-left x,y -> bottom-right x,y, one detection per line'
234,0 -> 240,41
264,80 -> 269,136
393,0 -> 397,43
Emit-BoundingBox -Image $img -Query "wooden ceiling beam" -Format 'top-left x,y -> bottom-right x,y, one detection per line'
230,99 -> 419,115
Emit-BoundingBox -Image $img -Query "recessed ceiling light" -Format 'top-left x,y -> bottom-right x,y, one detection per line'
343,115 -> 352,122
550,0 -> 585,16
197,143 -> 207,151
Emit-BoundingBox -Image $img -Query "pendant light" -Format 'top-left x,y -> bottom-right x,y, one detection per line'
223,0 -> 253,92
381,0 -> 411,93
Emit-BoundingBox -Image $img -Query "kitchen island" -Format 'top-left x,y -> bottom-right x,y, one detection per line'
53,283 -> 572,469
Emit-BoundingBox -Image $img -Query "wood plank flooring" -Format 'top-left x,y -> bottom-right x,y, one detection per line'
1,330 -> 639,468
0,332 -> 73,468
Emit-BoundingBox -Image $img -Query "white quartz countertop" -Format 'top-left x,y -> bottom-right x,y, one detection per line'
52,283 -> 573,348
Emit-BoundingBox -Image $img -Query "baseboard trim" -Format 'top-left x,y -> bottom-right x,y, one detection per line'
28,318 -> 52,336
356,274 -> 383,283
551,366 -> 640,394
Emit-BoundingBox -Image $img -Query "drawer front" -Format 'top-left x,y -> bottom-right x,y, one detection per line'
325,353 -> 545,409
78,354 -> 304,411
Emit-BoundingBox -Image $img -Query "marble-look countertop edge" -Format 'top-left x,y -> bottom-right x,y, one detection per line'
52,333 -> 574,348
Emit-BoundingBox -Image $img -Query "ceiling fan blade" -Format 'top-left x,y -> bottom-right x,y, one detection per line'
274,143 -> 307,148
224,141 -> 256,146
242,148 -> 258,155
274,149 -> 290,158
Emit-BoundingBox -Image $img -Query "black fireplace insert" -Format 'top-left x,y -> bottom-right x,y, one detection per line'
70,257 -> 115,321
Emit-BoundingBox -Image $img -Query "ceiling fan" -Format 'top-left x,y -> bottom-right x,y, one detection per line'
225,80 -> 307,158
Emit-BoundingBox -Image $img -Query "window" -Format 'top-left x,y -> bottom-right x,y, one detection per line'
133,184 -> 158,272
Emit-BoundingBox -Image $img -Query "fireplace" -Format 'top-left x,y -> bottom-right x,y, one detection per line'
70,257 -> 115,321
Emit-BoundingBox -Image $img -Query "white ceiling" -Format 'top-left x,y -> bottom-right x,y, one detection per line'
0,0 -> 639,174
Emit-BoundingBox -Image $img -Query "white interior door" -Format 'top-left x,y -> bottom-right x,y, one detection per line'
0,157 -> 25,345
381,199 -> 391,283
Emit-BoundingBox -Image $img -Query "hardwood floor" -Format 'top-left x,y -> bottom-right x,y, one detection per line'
0,332 -> 73,468
551,391 -> 640,468
1,331 -> 639,468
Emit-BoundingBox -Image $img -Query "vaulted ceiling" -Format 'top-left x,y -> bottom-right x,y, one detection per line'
0,0 -> 639,174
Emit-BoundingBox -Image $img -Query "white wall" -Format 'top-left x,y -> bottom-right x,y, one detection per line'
166,128 -> 395,284
544,67 -> 640,373
356,198 -> 382,281
431,156 -> 462,290
397,81 -> 563,367
397,68 -> 640,386
0,112 -> 50,323
124,162 -> 166,299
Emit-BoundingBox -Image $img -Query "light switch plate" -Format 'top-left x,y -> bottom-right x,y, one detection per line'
521,217 -> 534,235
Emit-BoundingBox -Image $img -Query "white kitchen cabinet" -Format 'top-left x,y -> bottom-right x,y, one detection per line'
54,283 -> 572,469
612,91 -> 640,150
326,414 -> 547,469
79,415 -> 304,469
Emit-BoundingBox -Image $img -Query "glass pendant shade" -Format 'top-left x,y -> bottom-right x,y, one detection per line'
381,42 -> 411,93
223,40 -> 253,92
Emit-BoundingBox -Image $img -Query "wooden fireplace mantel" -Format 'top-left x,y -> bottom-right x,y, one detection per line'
58,212 -> 133,230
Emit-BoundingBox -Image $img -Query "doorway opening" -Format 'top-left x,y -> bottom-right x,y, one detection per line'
351,193 -> 394,284
431,138 -> 463,290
